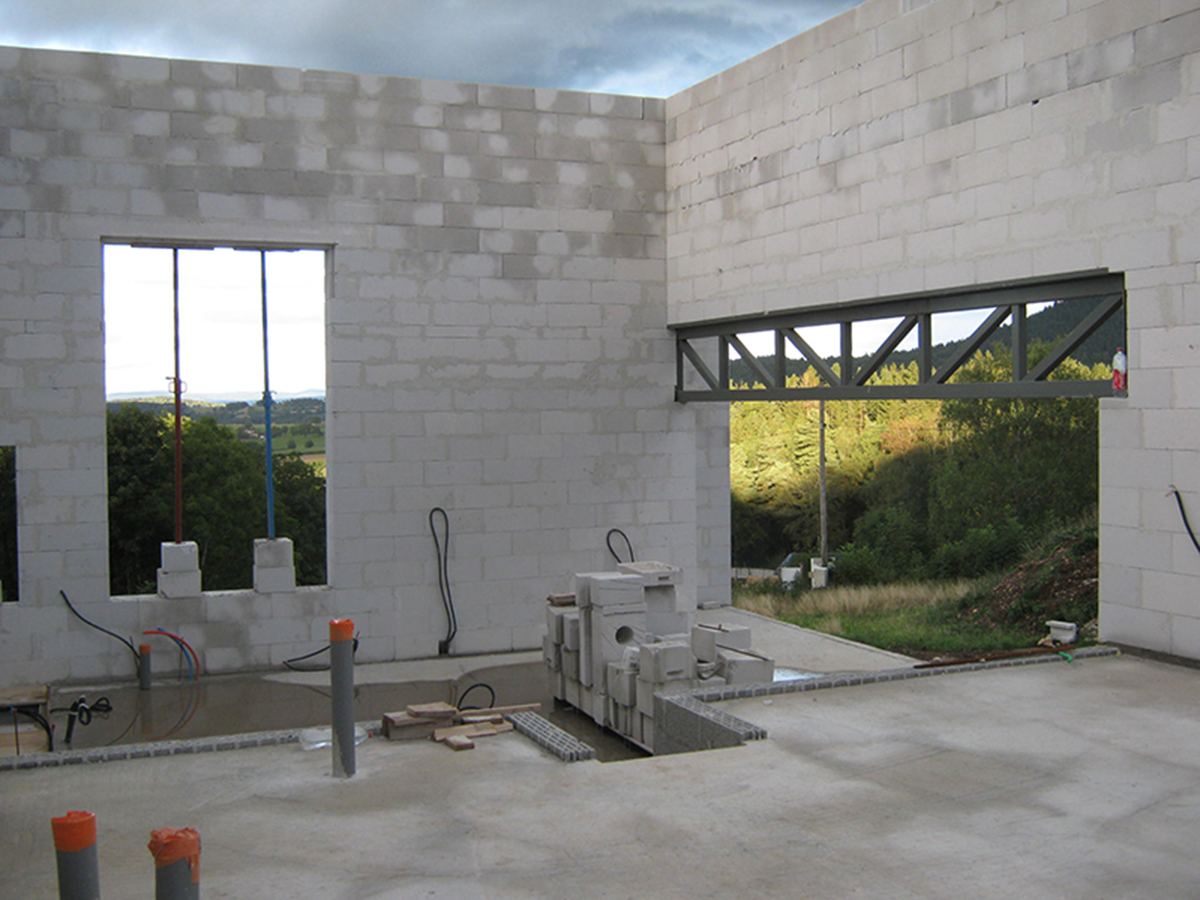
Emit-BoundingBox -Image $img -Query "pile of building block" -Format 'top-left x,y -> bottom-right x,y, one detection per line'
544,562 -> 774,753
382,701 -> 539,751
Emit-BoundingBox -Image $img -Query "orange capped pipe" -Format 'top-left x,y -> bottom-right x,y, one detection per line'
149,827 -> 200,898
148,827 -> 200,880
52,810 -> 96,854
329,618 -> 356,777
51,810 -> 101,900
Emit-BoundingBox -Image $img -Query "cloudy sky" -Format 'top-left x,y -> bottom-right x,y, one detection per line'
2,0 -> 862,97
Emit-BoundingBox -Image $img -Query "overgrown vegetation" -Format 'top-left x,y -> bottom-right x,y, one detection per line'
734,517 -> 1099,659
107,404 -> 326,594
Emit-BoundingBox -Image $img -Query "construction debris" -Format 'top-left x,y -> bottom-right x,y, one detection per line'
381,702 -> 538,752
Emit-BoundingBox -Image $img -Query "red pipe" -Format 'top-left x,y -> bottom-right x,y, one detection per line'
143,629 -> 200,679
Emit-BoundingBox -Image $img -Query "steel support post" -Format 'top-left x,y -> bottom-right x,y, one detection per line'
52,810 -> 100,900
139,643 -> 152,691
330,618 -> 356,777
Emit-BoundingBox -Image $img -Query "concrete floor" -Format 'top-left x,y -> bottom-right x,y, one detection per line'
3,618 -> 1199,898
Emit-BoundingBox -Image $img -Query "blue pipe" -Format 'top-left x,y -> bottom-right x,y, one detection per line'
260,251 -> 276,539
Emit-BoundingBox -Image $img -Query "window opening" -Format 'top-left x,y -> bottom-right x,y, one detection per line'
103,244 -> 327,593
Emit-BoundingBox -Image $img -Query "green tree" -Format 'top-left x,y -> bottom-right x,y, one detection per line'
107,406 -> 327,593
930,350 -> 1104,543
107,404 -> 174,595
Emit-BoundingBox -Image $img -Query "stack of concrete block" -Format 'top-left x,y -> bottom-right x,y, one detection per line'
544,564 -> 776,753
157,542 -> 202,599
253,538 -> 297,594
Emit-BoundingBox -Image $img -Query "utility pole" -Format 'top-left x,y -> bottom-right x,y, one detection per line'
819,399 -> 828,565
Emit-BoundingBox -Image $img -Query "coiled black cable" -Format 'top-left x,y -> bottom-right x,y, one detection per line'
430,507 -> 457,655
606,528 -> 635,564
48,695 -> 113,747
455,682 -> 496,711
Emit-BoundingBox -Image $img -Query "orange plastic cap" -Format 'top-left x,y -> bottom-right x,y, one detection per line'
52,810 -> 97,853
148,827 -> 201,882
330,618 -> 354,642
139,643 -> 151,655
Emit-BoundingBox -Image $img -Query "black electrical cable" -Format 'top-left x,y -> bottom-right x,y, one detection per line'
283,637 -> 360,671
11,706 -> 54,752
606,528 -> 635,564
1169,486 -> 1200,555
49,696 -> 113,747
59,589 -> 141,677
455,682 -> 496,711
430,507 -> 457,655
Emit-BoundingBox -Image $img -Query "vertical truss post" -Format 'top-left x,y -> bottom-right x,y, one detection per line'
840,322 -> 853,385
775,330 -> 786,388
1012,304 -> 1027,381
918,314 -> 933,384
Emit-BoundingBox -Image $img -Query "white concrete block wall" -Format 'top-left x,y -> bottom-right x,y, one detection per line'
0,46 -> 716,684
666,0 -> 1200,658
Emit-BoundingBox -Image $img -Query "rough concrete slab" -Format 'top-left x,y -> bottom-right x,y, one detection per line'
3,651 -> 1195,899
697,606 -> 915,672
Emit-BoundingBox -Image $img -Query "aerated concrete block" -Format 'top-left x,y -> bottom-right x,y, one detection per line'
546,605 -> 567,643
253,537 -> 294,569
253,565 -> 296,594
561,647 -> 579,679
710,624 -> 752,652
638,640 -> 695,683
157,568 -> 202,599
617,560 -> 682,586
646,610 -> 689,638
565,677 -> 582,709
543,635 -> 561,671
720,649 -> 775,685
591,573 -> 644,607
160,541 -> 199,571
607,662 -> 637,706
578,607 -> 592,687
692,625 -> 719,663
637,677 -> 656,717
562,611 -> 580,650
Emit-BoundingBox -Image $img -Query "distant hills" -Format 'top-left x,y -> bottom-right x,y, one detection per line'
107,396 -> 325,427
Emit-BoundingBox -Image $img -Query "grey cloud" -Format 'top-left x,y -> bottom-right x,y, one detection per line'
0,0 -> 863,96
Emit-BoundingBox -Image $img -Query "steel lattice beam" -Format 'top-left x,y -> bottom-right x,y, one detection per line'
672,271 -> 1126,402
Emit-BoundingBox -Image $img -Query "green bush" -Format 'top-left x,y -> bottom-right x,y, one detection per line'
832,542 -> 886,585
931,517 -> 1023,579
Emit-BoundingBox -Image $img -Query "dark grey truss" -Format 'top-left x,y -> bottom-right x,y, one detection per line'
672,270 -> 1126,402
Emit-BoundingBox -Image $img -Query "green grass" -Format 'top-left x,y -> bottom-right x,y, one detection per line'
733,578 -> 1041,658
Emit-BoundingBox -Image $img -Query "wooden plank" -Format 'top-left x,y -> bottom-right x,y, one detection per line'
444,734 -> 475,751
382,712 -> 438,741
406,701 -> 458,720
460,703 -> 541,717
433,721 -> 514,742
0,723 -> 50,755
459,714 -> 505,725
547,593 -> 576,607
0,685 -> 49,707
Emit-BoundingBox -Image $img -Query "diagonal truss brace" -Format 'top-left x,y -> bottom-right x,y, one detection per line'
672,271 -> 1126,402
